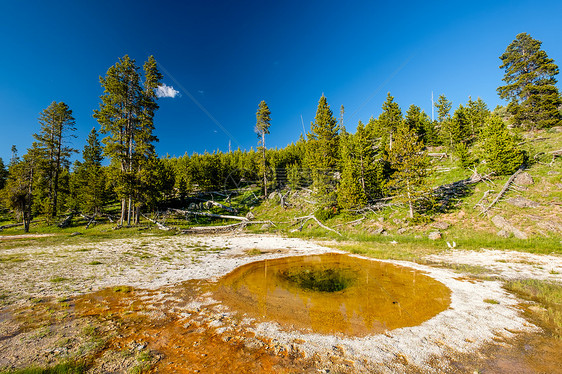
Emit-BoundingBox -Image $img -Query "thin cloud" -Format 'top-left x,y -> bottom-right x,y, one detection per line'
156,83 -> 180,98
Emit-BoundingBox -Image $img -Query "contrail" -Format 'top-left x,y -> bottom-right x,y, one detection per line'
156,61 -> 243,149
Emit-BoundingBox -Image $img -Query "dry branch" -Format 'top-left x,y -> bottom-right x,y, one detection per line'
180,220 -> 275,234
141,213 -> 173,231
169,208 -> 248,221
294,214 -> 342,236
479,167 -> 524,216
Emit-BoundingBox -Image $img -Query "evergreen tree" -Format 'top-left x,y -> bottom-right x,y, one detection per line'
33,101 -> 77,217
385,124 -> 431,219
481,116 -> 525,175
306,95 -> 340,207
94,55 -> 162,225
377,93 -> 403,150
354,120 -> 384,199
2,145 -> 42,232
405,104 -> 432,144
435,94 -> 452,124
498,32 -> 562,129
466,97 -> 490,139
434,94 -> 453,144
0,157 -> 7,191
337,128 -> 366,209
442,104 -> 469,149
73,128 -> 106,215
255,100 -> 271,197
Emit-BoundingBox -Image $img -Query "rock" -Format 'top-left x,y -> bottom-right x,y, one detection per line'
491,215 -> 528,239
547,170 -> 560,175
555,183 -> 562,190
397,228 -> 407,234
372,227 -> 385,235
537,221 -> 562,233
268,191 -> 278,200
514,172 -> 534,186
260,223 -> 272,230
70,232 -> 82,236
392,218 -> 403,226
497,229 -> 510,238
506,196 -> 540,208
431,222 -> 450,230
245,211 -> 255,220
428,231 -> 442,240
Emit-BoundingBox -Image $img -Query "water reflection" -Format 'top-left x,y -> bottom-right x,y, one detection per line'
214,253 -> 451,337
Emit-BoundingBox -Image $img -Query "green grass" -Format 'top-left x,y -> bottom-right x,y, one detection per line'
0,361 -> 87,374
87,260 -> 103,265
505,279 -> 562,337
50,276 -> 69,283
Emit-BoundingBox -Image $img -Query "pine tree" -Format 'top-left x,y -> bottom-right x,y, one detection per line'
94,55 -> 162,225
2,145 -> 42,232
377,93 -> 403,150
33,101 -> 77,217
0,157 -> 7,191
306,95 -> 340,207
498,33 -> 562,129
405,104 -> 432,143
442,104 -> 469,149
435,94 -> 452,123
385,124 -> 431,219
481,116 -> 525,175
466,97 -> 490,140
337,128 -> 366,209
73,128 -> 106,215
434,94 -> 452,145
255,100 -> 271,197
354,120 -> 384,199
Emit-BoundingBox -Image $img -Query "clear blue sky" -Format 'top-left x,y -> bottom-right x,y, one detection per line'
1,1 -> 561,164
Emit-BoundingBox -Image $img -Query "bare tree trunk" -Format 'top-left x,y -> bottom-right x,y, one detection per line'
262,133 -> 267,198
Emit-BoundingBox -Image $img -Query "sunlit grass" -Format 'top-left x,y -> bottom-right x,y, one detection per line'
505,279 -> 562,338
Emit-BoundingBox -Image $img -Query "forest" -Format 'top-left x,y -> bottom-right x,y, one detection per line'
0,32 -> 561,235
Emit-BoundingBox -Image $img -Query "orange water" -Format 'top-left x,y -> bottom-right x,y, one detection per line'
214,254 -> 451,336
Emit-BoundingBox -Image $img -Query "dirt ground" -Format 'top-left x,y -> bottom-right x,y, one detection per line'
1,233 -> 561,373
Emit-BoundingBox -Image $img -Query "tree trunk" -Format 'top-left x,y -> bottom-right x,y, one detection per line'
262,133 -> 267,198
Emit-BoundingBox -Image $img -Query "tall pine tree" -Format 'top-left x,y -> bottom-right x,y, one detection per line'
306,95 -> 340,207
498,33 -> 562,129
255,100 -> 271,198
33,101 -> 76,218
385,124 -> 431,219
94,55 -> 162,226
72,128 -> 106,215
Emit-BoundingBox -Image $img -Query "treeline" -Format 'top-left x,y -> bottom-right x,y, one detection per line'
0,33 -> 560,230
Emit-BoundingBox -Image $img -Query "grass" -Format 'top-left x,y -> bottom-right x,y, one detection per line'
50,276 -> 69,283
0,361 -> 87,374
505,279 -> 562,338
483,298 -> 500,304
87,260 -> 103,265
112,285 -> 133,293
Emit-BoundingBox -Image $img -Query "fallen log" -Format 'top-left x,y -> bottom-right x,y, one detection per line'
294,214 -> 342,236
0,220 -> 45,230
58,213 -> 74,228
180,220 -> 275,234
169,208 -> 248,221
479,167 -> 524,216
141,213 -> 173,231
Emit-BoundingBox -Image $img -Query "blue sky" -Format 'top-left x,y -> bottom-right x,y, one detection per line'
1,1 -> 562,164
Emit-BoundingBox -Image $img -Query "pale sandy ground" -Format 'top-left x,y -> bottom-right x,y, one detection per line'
1,233 -> 561,372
